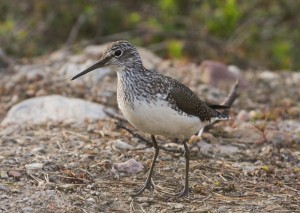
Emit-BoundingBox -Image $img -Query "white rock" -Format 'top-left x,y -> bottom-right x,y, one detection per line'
1,95 -> 107,126
25,163 -> 44,170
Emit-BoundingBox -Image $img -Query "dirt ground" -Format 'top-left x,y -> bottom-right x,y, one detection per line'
0,48 -> 300,212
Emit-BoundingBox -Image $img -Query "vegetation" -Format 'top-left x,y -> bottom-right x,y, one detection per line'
1,0 -> 299,70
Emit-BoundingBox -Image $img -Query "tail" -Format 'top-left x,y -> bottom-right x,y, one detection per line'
207,104 -> 230,110
210,109 -> 229,121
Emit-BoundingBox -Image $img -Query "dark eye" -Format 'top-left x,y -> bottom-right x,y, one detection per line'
114,50 -> 122,57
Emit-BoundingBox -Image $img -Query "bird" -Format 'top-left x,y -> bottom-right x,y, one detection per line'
71,40 -> 229,197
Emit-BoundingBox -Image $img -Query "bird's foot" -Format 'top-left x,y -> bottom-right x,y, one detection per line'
131,180 -> 154,197
174,187 -> 190,198
188,135 -> 202,144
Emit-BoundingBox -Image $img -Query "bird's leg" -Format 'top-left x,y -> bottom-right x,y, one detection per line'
175,139 -> 190,197
197,128 -> 204,137
131,135 -> 159,196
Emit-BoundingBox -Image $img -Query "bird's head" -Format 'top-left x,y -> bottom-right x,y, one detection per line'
71,40 -> 142,80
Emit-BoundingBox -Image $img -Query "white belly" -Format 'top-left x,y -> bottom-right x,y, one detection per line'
118,100 -> 206,138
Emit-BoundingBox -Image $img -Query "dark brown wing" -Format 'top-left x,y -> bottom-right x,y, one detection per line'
167,81 -> 228,122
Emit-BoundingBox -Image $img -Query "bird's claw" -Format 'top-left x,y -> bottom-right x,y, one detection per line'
131,180 -> 154,197
174,187 -> 190,198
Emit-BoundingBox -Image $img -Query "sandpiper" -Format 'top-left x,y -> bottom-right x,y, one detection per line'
71,40 -> 229,197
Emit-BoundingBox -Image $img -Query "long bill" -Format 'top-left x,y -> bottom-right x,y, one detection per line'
71,57 -> 109,80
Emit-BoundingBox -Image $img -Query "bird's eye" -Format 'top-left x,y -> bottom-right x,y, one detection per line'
114,50 -> 122,57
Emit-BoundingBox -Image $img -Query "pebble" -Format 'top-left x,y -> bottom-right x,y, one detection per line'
236,110 -> 250,124
30,146 -> 46,154
86,197 -> 96,203
8,170 -> 22,179
25,163 -> 44,170
258,71 -> 280,81
112,158 -> 144,174
0,184 -> 7,191
21,207 -> 34,213
109,139 -> 134,150
217,145 -> 239,155
197,141 -> 213,153
168,203 -> 185,209
0,171 -> 8,179
136,197 -> 154,203
163,142 -> 181,149
258,71 -> 280,88
218,206 -> 228,212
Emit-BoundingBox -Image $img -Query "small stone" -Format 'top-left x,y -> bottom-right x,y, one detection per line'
0,171 -> 8,179
197,141 -> 213,153
249,110 -> 260,120
112,159 -> 144,174
168,202 -> 185,209
25,163 -> 44,170
236,110 -> 250,124
136,197 -> 154,203
21,207 -> 34,213
31,146 -> 46,154
0,184 -> 7,191
239,163 -> 257,175
217,145 -> 239,155
87,123 -> 95,133
86,197 -> 96,203
163,142 -> 181,149
8,170 -> 22,179
258,71 -> 280,81
218,206 -> 228,212
258,71 -> 281,88
109,139 -> 134,150
35,89 -> 47,96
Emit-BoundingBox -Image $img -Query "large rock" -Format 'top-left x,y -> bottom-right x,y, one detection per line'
1,95 -> 107,126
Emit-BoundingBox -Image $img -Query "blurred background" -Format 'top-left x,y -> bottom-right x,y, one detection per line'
1,0 -> 300,70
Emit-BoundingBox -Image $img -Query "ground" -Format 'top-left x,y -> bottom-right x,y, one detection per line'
0,47 -> 299,212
